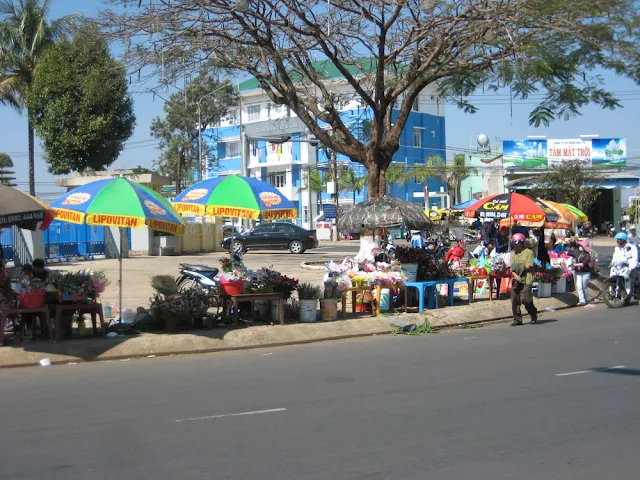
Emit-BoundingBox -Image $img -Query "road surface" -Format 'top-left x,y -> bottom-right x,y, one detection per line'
1,304 -> 638,479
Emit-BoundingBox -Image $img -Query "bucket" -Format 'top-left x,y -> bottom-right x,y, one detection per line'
400,263 -> 418,282
220,280 -> 245,296
299,299 -> 318,322
270,302 -> 281,322
379,289 -> 390,310
320,298 -> 339,321
537,282 -> 552,298
254,300 -> 269,320
551,276 -> 566,294
18,292 -> 45,309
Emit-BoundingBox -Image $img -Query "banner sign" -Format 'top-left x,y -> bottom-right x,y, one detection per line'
502,138 -> 626,168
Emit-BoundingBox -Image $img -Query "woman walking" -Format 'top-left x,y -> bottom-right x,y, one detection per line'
572,239 -> 592,306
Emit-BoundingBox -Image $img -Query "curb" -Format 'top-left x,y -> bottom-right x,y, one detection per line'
0,299 -> 581,369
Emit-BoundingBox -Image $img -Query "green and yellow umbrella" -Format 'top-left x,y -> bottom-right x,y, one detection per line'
561,203 -> 588,222
172,175 -> 297,220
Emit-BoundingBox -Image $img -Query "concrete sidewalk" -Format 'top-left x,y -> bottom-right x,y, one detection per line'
0,290 -> 588,368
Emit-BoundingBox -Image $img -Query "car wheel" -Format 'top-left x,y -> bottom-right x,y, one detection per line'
231,240 -> 246,254
289,240 -> 305,254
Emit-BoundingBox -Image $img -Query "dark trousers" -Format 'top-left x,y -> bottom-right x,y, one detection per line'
511,283 -> 537,324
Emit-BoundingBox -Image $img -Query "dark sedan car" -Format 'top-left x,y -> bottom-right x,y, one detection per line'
221,222 -> 318,254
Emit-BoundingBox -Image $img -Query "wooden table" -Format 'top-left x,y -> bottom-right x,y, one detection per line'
468,275 -> 492,301
223,292 -> 285,325
374,285 -> 408,316
490,274 -> 512,298
341,286 -> 375,319
53,303 -> 106,341
1,307 -> 53,345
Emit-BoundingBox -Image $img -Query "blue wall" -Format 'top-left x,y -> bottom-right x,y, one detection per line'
205,106 -> 446,206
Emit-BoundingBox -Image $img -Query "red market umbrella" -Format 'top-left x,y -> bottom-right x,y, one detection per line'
464,192 -> 567,228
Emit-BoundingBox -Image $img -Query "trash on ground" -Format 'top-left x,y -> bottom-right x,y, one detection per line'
39,358 -> 52,367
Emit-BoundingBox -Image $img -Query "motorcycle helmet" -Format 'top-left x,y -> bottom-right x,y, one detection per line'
615,232 -> 628,242
511,233 -> 526,244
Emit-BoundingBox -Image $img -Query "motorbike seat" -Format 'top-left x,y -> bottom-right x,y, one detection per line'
180,264 -> 219,275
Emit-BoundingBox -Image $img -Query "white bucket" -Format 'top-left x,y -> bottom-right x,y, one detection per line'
270,302 -> 281,322
299,299 -> 318,322
537,282 -> 552,298
400,263 -> 418,282
39,358 -> 52,367
379,289 -> 390,310
320,298 -> 339,321
551,277 -> 566,294
254,300 -> 270,320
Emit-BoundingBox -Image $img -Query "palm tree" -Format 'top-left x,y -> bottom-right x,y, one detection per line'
0,0 -> 81,195
413,154 -> 478,208
385,162 -> 410,196
339,167 -> 366,205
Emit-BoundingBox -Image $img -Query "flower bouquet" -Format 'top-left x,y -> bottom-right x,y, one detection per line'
149,274 -> 212,331
394,246 -> 428,264
323,274 -> 351,299
533,270 -> 558,284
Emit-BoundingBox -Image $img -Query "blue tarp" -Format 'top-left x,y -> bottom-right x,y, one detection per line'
451,199 -> 477,210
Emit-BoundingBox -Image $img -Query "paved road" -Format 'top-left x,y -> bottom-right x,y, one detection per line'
2,305 -> 639,480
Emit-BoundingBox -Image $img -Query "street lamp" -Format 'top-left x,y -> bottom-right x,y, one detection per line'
198,81 -> 231,181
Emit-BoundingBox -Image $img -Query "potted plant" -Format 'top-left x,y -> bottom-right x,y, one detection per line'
321,274 -> 350,321
534,270 -> 557,298
297,282 -> 322,322
149,275 -> 210,331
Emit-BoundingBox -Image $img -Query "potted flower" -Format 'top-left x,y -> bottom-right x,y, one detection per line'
16,278 -> 47,309
534,270 -> 557,298
321,274 -> 351,320
149,275 -> 211,331
393,246 -> 427,282
297,282 -> 322,322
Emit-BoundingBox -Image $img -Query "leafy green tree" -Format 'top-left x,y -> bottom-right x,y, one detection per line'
529,160 -> 603,213
0,152 -> 16,186
0,0 -> 82,194
27,30 -> 135,174
103,0 -> 640,199
150,72 -> 238,192
416,154 -> 478,207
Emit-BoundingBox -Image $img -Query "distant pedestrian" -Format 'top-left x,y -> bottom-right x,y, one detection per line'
509,233 -> 538,326
571,240 -> 592,306
627,225 -> 639,247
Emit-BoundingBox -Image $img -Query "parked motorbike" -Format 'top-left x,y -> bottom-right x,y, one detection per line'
177,263 -> 219,292
602,264 -> 640,308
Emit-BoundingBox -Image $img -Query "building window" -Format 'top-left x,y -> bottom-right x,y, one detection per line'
268,171 -> 286,188
302,206 -> 309,224
247,104 -> 261,122
413,127 -> 423,148
226,142 -> 239,158
412,96 -> 420,111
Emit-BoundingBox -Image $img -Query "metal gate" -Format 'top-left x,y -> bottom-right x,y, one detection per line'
0,227 -> 13,262
44,221 -> 106,261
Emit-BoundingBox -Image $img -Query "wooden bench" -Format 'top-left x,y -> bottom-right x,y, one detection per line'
53,302 -> 106,341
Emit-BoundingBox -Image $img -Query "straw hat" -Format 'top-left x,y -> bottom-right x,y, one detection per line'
577,239 -> 591,253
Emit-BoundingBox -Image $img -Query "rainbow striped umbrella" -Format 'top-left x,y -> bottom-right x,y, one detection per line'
172,175 -> 297,220
52,178 -> 184,317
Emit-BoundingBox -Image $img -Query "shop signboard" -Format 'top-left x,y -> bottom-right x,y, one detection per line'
503,138 -> 626,168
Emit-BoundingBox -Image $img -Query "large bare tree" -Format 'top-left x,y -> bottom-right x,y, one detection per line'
101,0 -> 639,200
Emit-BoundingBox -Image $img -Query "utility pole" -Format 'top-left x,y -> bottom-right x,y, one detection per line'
331,150 -> 340,241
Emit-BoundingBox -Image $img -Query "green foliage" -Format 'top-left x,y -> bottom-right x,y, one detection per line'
296,282 -> 322,300
0,152 -> 15,185
0,0 -> 83,193
529,160 -> 603,213
150,72 -> 238,185
103,0 -> 640,197
392,320 -> 438,335
27,30 -> 135,174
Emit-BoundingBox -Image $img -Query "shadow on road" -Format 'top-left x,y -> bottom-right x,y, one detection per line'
532,318 -> 558,325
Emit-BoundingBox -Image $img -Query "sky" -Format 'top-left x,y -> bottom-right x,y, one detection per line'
1,0 -> 639,203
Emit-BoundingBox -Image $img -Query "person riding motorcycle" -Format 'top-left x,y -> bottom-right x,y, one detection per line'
610,232 -> 638,297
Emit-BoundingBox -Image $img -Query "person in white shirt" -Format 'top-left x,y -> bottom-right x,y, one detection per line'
626,225 -> 639,246
611,232 -> 638,296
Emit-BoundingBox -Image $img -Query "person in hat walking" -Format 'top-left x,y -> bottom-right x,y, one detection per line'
509,233 -> 538,326
571,239 -> 593,306
627,225 -> 639,247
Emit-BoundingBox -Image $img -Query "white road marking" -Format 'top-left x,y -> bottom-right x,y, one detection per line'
463,337 -> 478,340
555,366 -> 626,377
175,408 -> 287,423
261,353 -> 273,356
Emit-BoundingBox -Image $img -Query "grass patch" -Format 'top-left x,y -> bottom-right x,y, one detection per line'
459,323 -> 483,329
392,320 -> 438,335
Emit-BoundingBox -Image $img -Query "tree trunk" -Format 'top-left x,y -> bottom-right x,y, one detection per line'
423,181 -> 430,210
176,149 -> 184,195
27,117 -> 35,196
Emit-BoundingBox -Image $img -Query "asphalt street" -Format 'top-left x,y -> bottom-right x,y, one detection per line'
1,304 -> 638,480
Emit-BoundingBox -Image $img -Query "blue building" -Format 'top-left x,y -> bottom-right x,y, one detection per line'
203,62 -> 447,229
